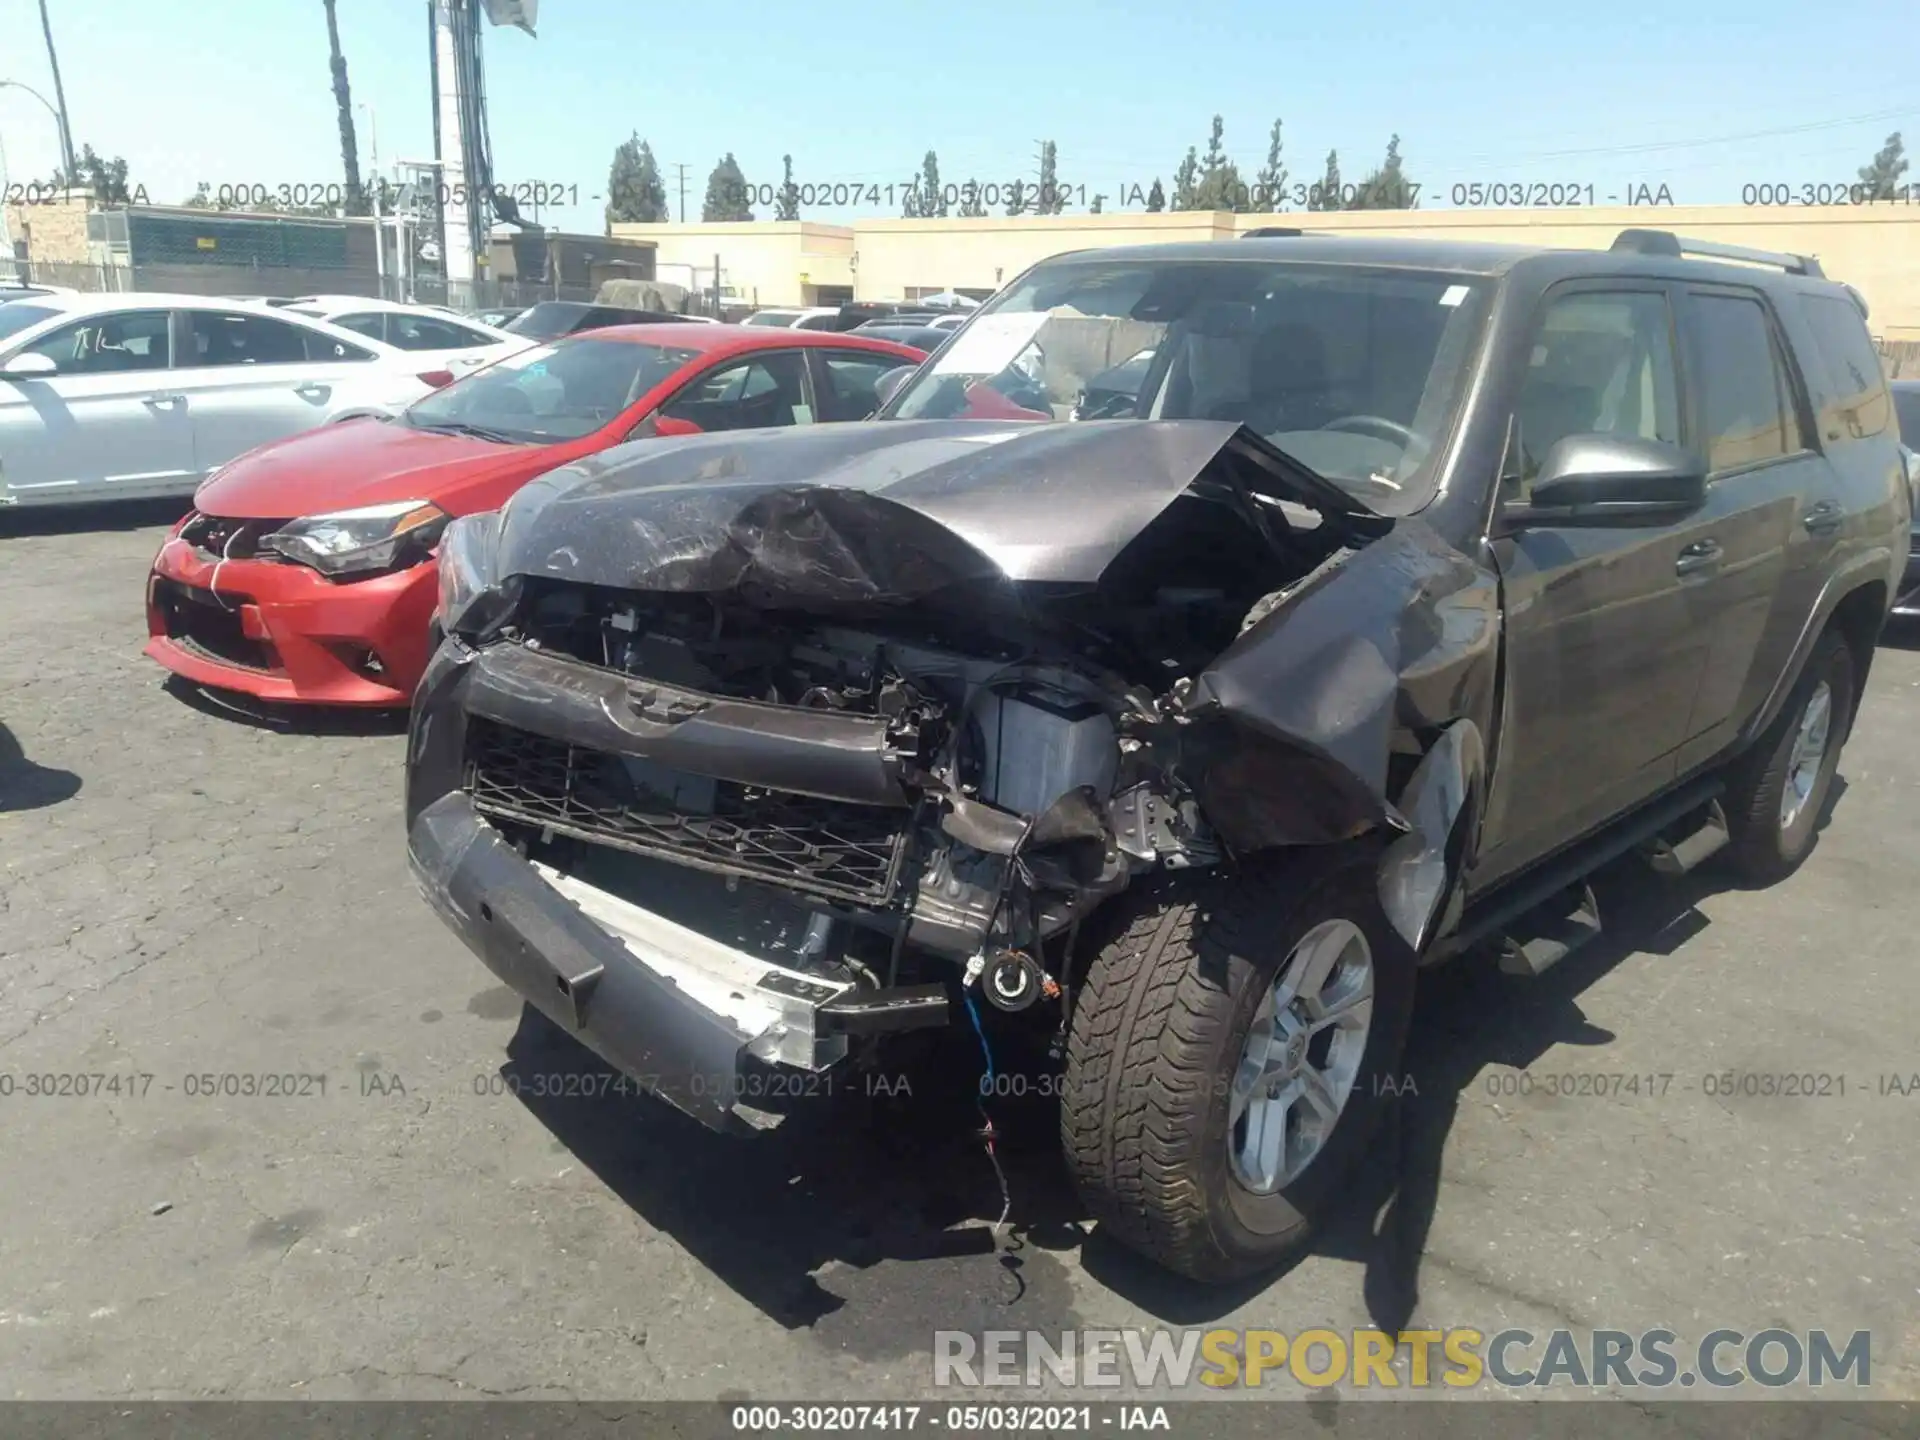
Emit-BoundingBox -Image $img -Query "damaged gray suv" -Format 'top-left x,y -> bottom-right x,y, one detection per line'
407,229 -> 1908,1281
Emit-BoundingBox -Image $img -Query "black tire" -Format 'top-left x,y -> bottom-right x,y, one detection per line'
1061,849 -> 1417,1282
1720,629 -> 1855,885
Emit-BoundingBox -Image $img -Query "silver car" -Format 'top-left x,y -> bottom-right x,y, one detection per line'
0,293 -> 443,507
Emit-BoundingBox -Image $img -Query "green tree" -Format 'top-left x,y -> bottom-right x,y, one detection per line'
1254,119 -> 1287,211
1145,177 -> 1166,212
919,150 -> 946,217
1191,115 -> 1248,210
605,134 -> 668,223
1348,134 -> 1416,209
181,181 -> 213,208
957,180 -> 987,218
775,155 -> 800,220
1036,139 -> 1064,212
50,144 -> 132,204
1089,193 -> 1105,214
1004,178 -> 1029,216
321,0 -> 369,216
701,153 -> 753,221
1858,132 -> 1909,200
1171,148 -> 1199,210
1309,149 -> 1342,211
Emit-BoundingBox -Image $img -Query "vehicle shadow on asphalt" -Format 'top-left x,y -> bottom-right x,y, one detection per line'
161,675 -> 410,737
0,497 -> 192,538
0,722 -> 82,812
497,782 -> 1847,1342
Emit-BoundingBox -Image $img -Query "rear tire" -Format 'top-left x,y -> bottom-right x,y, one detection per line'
1060,850 -> 1416,1282
1720,629 -> 1854,884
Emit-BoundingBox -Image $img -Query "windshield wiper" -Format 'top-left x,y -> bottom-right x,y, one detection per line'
407,419 -> 527,444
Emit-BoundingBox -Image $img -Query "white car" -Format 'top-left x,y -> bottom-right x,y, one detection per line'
925,313 -> 968,332
0,292 -> 449,507
272,295 -> 528,376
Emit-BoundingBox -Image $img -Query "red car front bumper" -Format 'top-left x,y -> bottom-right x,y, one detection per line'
145,533 -> 439,708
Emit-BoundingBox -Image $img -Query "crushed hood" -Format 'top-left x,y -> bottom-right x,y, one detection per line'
493,418 -> 1378,603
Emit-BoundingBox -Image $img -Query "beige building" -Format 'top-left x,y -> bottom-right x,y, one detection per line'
615,205 -> 1920,341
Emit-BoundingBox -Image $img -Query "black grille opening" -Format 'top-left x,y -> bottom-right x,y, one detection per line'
463,717 -> 909,906
181,513 -> 290,562
153,577 -> 280,673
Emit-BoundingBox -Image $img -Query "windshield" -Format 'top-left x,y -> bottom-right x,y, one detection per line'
884,257 -> 1491,514
503,303 -> 585,340
402,337 -> 699,443
0,303 -> 61,345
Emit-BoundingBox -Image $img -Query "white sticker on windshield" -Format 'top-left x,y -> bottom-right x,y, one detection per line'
1439,284 -> 1470,308
932,310 -> 1049,377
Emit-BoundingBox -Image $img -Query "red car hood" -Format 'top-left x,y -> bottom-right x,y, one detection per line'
194,417 -> 582,520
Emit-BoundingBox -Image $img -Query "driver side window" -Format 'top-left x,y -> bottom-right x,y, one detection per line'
1511,290 -> 1679,487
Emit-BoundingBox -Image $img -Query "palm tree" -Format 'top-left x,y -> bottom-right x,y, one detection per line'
322,0 -> 368,214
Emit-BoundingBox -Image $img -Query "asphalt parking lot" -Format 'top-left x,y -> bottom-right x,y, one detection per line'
3,503 -> 1919,1403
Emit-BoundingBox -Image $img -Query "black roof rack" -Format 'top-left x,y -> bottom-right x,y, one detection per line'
1241,227 -> 1307,239
1610,228 -> 1825,278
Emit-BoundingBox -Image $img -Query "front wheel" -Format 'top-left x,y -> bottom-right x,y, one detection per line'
1060,851 -> 1417,1282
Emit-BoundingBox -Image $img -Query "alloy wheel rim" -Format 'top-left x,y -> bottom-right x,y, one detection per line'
1228,918 -> 1375,1195
1779,680 -> 1833,832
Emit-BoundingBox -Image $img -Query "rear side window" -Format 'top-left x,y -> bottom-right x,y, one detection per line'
1798,293 -> 1892,441
1684,293 -> 1805,473
332,312 -> 390,343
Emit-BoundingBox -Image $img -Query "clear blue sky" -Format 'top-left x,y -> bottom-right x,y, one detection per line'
0,0 -> 1913,233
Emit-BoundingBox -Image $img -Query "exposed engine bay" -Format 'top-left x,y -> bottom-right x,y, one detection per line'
456,480 -> 1356,1011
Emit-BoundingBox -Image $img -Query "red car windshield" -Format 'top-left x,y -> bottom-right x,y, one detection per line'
403,338 -> 700,444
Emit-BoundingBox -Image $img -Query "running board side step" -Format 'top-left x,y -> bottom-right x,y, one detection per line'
1642,799 -> 1730,877
1497,882 -> 1602,977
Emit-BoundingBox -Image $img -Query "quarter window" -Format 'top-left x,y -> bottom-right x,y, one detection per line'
1798,293 -> 1892,441
1513,290 -> 1680,483
1685,293 -> 1804,472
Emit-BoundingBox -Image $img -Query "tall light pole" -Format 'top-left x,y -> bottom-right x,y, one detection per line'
359,102 -> 385,294
0,79 -> 70,180
35,0 -> 77,179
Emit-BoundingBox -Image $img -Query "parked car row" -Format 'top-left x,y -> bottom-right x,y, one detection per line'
138,325 -> 927,704
0,292 -> 459,506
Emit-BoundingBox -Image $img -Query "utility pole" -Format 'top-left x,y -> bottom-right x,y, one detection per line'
675,163 -> 688,223
37,0 -> 77,180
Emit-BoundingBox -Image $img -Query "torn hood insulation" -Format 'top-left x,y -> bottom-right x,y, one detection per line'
492,418 -> 1379,603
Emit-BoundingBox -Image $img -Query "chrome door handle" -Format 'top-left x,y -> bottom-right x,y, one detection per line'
1802,500 -> 1843,536
143,393 -> 185,406
293,382 -> 330,399
1675,539 -> 1723,576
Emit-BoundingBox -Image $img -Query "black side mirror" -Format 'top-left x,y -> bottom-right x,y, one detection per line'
1501,435 -> 1705,529
872,365 -> 916,414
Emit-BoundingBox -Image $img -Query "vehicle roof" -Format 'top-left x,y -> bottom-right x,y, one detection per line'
14,290 -> 400,317
574,322 -> 926,358
282,295 -> 464,314
0,290 -> 406,353
1046,234 -> 1869,296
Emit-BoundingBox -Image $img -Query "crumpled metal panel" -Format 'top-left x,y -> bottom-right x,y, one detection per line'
494,419 -> 1285,599
1180,520 -> 1502,846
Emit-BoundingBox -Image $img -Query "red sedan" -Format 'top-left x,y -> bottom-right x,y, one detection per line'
144,325 -> 924,706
